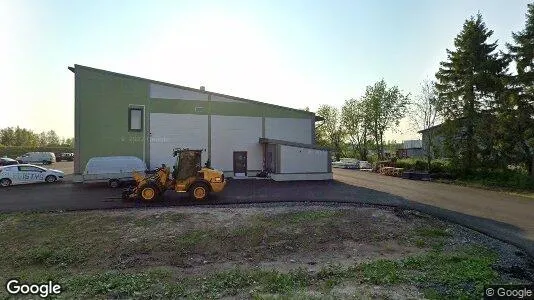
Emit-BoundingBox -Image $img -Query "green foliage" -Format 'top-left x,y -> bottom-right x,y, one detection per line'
361,246 -> 498,299
396,158 -> 534,190
0,127 -> 72,148
362,80 -> 410,160
396,158 -> 451,172
341,98 -> 371,160
316,105 -> 345,160
61,245 -> 497,300
65,271 -> 172,299
435,13 -> 508,172
457,168 -> 534,191
25,245 -> 84,267
361,259 -> 403,284
429,160 -> 449,173
407,225 -> 451,251
502,3 -> 534,177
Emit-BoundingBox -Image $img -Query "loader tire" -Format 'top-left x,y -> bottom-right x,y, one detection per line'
189,182 -> 209,201
138,183 -> 161,201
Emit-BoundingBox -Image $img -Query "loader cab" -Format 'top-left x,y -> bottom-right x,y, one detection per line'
172,149 -> 202,180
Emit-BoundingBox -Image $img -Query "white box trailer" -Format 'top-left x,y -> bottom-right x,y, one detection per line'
259,138 -> 333,181
73,156 -> 147,188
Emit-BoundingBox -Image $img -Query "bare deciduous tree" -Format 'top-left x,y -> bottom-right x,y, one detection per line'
410,80 -> 442,170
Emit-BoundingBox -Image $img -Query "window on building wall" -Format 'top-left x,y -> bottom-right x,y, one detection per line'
129,107 -> 143,131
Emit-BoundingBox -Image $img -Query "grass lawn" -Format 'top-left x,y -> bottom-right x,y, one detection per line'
0,206 -> 528,299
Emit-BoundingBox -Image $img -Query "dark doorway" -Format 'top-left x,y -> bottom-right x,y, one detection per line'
265,144 -> 276,173
233,151 -> 247,176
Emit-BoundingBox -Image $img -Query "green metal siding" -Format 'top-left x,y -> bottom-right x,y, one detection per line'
151,99 -> 209,115
261,105 -> 311,119
151,98 -> 311,118
76,68 -> 149,173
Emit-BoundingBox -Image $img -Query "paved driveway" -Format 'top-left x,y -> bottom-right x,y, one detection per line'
0,179 -> 405,212
334,169 -> 534,240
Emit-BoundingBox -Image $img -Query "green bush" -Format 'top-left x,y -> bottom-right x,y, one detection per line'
0,146 -> 74,159
458,169 -> 534,191
396,158 -> 428,171
397,158 -> 533,191
414,160 -> 427,171
429,161 -> 444,173
395,158 -> 414,170
395,158 -> 458,174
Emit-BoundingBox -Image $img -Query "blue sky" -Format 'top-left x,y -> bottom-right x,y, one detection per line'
0,0 -> 530,140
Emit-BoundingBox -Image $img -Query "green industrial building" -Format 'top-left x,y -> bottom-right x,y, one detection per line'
69,65 -> 332,181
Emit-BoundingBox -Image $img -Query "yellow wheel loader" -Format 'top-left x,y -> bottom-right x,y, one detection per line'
122,149 -> 226,201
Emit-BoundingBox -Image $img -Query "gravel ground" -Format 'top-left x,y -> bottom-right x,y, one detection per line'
445,223 -> 534,283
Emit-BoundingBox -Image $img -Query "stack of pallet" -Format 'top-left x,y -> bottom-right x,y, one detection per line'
379,166 -> 404,177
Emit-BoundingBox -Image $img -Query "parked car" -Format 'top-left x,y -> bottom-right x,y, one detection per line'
0,157 -> 19,166
0,164 -> 64,187
15,152 -> 56,165
56,153 -> 74,162
75,156 -> 147,188
332,158 -> 360,169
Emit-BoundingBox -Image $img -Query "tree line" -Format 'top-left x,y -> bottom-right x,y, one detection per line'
0,127 -> 73,148
315,3 -> 534,177
315,80 -> 410,162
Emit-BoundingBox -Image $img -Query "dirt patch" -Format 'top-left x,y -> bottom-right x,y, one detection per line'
101,206 -> 430,273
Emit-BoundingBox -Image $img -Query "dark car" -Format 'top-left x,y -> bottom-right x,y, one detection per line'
0,157 -> 19,166
56,153 -> 74,162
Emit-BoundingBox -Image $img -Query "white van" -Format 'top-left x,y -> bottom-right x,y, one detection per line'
16,152 -> 56,165
75,156 -> 147,188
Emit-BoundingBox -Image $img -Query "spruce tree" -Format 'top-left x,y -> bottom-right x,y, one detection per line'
435,13 -> 507,172
505,3 -> 534,176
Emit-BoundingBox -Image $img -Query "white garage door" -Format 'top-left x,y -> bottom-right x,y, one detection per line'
149,113 -> 208,169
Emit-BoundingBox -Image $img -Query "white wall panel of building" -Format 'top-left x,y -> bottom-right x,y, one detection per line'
211,95 -> 243,103
279,145 -> 328,173
149,83 -> 208,101
149,113 -> 208,169
265,118 -> 312,144
211,116 -> 263,172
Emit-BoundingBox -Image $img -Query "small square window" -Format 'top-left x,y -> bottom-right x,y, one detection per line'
129,107 -> 143,131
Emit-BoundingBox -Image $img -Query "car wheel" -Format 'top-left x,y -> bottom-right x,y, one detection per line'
189,182 -> 209,201
0,178 -> 12,187
108,179 -> 121,188
45,175 -> 57,183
